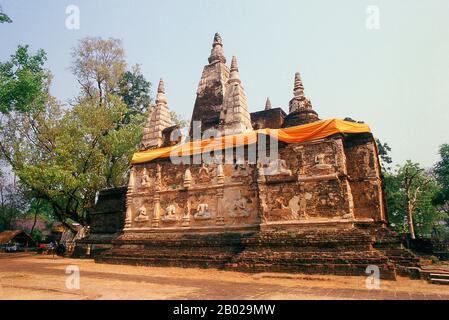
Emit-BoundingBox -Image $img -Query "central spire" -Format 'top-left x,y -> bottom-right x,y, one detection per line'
190,33 -> 230,137
208,32 -> 226,64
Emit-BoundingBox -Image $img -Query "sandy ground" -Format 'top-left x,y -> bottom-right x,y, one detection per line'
0,253 -> 448,300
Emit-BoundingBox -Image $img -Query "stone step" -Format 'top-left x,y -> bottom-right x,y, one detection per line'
430,278 -> 449,285
429,273 -> 449,280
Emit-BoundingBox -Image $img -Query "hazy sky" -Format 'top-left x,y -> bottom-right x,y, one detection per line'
1,0 -> 448,168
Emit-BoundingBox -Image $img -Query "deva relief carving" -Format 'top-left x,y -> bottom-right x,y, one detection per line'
232,160 -> 250,178
268,197 -> 297,220
194,203 -> 212,220
229,192 -> 250,218
198,163 -> 213,183
161,204 -> 178,222
141,168 -> 151,187
313,154 -> 333,171
264,159 -> 292,176
134,205 -> 149,222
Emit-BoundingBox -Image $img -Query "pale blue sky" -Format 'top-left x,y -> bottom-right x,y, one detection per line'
1,0 -> 448,167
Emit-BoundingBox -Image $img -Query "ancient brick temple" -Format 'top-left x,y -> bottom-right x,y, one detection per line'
87,33 -> 419,279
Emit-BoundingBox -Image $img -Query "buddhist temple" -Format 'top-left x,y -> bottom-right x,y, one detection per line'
80,33 -> 419,280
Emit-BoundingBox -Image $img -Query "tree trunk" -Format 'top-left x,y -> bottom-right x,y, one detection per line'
30,210 -> 38,238
407,204 -> 416,240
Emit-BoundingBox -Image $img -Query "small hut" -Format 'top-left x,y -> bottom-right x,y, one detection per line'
0,230 -> 35,250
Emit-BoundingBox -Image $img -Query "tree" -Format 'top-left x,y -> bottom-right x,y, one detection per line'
375,138 -> 392,172
0,45 -> 48,114
385,161 -> 444,239
0,6 -> 12,24
434,144 -> 449,212
70,37 -> 126,103
0,92 -> 141,228
117,64 -> 152,124
0,174 -> 27,231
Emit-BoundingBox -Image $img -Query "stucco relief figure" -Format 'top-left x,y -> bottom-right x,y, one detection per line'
141,168 -> 150,187
313,154 -> 333,171
229,193 -> 250,218
264,159 -> 292,176
134,205 -> 149,222
198,163 -> 212,182
358,148 -> 374,176
232,160 -> 249,177
268,197 -> 295,220
194,203 -> 212,220
161,204 -> 177,222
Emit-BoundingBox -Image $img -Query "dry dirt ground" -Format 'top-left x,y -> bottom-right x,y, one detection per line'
0,253 -> 448,300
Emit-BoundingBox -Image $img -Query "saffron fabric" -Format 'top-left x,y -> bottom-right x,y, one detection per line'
130,119 -> 371,165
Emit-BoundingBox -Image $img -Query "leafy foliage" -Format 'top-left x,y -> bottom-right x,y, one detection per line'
0,45 -> 48,114
385,161 -> 447,238
117,64 -> 152,124
0,7 -> 12,24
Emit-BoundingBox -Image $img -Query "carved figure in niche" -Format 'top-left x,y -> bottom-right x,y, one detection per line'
358,148 -> 373,176
232,160 -> 249,177
268,196 -> 295,220
161,204 -> 177,222
313,154 -> 333,171
198,163 -> 212,182
229,192 -> 250,218
134,205 -> 149,221
264,159 -> 292,176
181,200 -> 191,226
141,168 -> 150,187
194,203 -> 212,220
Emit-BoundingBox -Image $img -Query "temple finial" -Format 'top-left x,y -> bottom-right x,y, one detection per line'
157,78 -> 165,93
208,32 -> 226,64
213,32 -> 223,47
265,97 -> 272,110
293,72 -> 304,97
230,55 -> 238,72
156,78 -> 167,105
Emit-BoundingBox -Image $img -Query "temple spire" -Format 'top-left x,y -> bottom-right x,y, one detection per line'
190,33 -> 230,137
229,56 -> 241,84
141,78 -> 172,149
289,72 -> 312,112
220,55 -> 253,134
208,32 -> 226,64
283,71 -> 319,127
265,97 -> 272,110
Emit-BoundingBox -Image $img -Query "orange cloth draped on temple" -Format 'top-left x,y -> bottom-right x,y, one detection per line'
130,118 -> 371,165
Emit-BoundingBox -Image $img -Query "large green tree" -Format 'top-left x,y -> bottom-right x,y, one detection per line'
385,161 -> 446,239
0,40 -> 148,228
